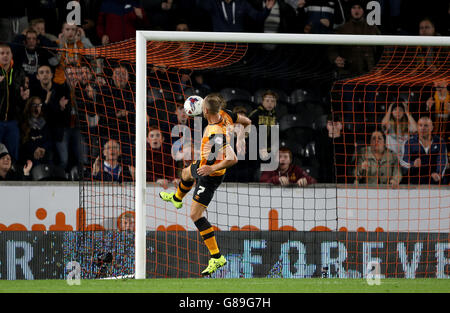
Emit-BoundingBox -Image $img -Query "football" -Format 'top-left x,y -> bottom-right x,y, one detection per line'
184,95 -> 203,116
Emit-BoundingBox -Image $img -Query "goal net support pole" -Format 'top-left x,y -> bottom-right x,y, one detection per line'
134,31 -> 450,279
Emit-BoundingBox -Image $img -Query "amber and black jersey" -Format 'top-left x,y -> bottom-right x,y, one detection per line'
198,109 -> 238,176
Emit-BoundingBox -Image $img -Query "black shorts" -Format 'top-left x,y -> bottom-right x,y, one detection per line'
190,161 -> 224,207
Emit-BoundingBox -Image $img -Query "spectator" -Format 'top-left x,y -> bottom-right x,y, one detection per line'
92,138 -> 134,182
419,17 -> 437,36
54,23 -> 93,85
30,64 -> 78,171
196,0 -> 275,32
28,18 -> 58,47
381,101 -> 417,159
0,43 -> 29,162
118,211 -> 135,231
11,29 -> 54,84
224,105 -> 254,182
146,126 -> 176,188
101,65 -> 135,160
425,79 -> 449,136
316,113 -> 355,183
328,0 -> 381,79
0,1 -> 29,42
248,0 -> 297,34
260,147 -> 317,186
0,150 -> 32,181
248,89 -> 279,181
302,0 -> 336,34
328,0 -> 381,127
19,96 -> 53,167
401,116 -> 447,185
97,0 -> 149,45
354,130 -> 402,187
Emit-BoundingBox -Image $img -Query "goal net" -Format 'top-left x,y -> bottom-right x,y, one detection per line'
64,32 -> 449,279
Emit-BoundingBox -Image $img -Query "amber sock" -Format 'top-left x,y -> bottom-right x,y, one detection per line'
174,178 -> 194,202
194,217 -> 221,258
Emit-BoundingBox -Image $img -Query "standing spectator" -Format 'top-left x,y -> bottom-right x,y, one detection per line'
381,101 -> 417,159
0,1 -> 29,42
260,147 -> 317,186
196,0 -> 275,32
101,65 -> 135,160
353,130 -> 402,187
328,0 -> 381,79
11,29 -> 54,84
54,23 -> 93,85
146,126 -> 176,187
248,0 -> 297,34
0,43 -> 29,162
30,64 -> 77,171
248,89 -> 279,181
19,96 -> 53,167
92,138 -> 134,182
316,113 -> 355,183
302,0 -> 336,34
401,116 -> 447,185
97,0 -> 149,45
328,0 -> 381,127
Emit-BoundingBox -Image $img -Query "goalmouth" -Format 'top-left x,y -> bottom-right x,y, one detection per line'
135,31 -> 450,279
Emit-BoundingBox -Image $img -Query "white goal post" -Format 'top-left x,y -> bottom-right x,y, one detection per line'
135,30 -> 450,279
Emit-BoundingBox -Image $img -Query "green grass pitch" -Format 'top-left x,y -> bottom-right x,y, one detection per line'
0,278 -> 448,293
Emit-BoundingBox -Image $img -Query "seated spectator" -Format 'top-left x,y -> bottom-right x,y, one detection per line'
425,79 -> 449,136
19,96 -> 53,167
0,150 -> 32,181
97,0 -> 149,45
419,17 -> 438,36
260,147 -> 317,186
92,138 -> 134,182
196,0 -> 275,32
381,101 -> 417,159
353,130 -> 402,187
316,113 -> 355,183
401,116 -> 447,185
0,43 -> 29,163
146,126 -> 176,188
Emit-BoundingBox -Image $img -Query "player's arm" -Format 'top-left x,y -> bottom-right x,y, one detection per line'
235,114 -> 251,128
197,145 -> 237,176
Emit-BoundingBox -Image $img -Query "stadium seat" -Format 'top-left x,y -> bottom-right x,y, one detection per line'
220,87 -> 253,103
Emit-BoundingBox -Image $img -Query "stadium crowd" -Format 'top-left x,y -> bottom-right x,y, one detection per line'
0,0 -> 448,186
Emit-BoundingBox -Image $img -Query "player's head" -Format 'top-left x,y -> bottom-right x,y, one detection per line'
203,93 -> 225,117
262,90 -> 278,112
278,147 -> 292,171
